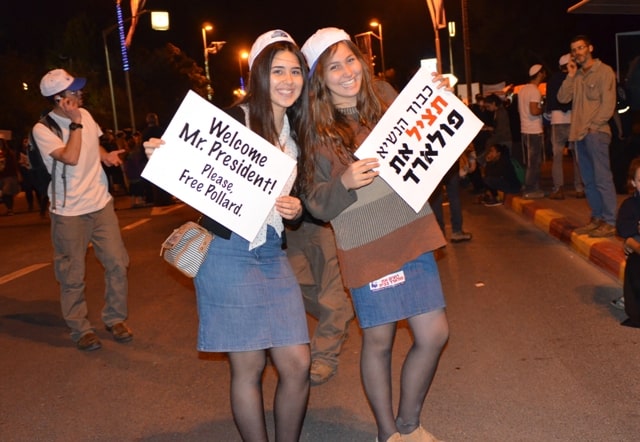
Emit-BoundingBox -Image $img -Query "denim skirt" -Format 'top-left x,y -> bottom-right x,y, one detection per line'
194,226 -> 309,352
350,252 -> 446,329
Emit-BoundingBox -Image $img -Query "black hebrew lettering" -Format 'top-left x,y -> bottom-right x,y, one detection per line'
447,109 -> 464,129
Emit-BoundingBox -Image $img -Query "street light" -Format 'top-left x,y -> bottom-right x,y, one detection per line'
238,50 -> 249,91
447,21 -> 455,76
202,23 -> 214,101
369,19 -> 386,80
103,8 -> 169,132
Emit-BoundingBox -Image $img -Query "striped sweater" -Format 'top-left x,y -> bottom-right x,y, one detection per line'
305,119 -> 446,288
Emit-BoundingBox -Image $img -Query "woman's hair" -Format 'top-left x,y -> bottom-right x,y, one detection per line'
299,39 -> 387,195
235,41 -> 309,150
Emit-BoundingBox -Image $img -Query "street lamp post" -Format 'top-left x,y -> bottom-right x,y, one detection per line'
202,23 -> 214,101
103,9 -> 169,132
447,21 -> 456,76
238,50 -> 248,92
462,0 -> 472,104
369,20 -> 386,80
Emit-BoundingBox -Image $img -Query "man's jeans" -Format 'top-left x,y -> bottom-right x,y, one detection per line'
575,131 -> 617,224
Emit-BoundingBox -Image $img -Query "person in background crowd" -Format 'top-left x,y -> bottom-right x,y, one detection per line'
484,94 -> 513,154
18,135 -> 44,214
141,112 -> 173,206
519,64 -> 546,199
285,214 -> 354,386
100,129 -> 127,195
430,161 -> 473,243
0,137 -> 21,216
124,130 -> 149,208
480,143 -> 522,207
470,93 -> 493,165
558,35 -> 618,238
146,30 -> 311,442
31,68 -> 131,351
546,53 -> 584,200
613,157 -> 640,327
300,27 -> 449,442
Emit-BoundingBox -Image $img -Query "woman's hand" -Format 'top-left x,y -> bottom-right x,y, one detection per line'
143,137 -> 165,159
431,73 -> 453,92
275,195 -> 302,220
341,158 -> 380,190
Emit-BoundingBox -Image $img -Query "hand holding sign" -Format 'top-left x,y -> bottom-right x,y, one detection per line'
142,91 -> 296,242
341,158 -> 380,191
143,137 -> 164,159
354,65 -> 483,212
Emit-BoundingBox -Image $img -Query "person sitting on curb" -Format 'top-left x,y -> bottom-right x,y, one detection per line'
480,144 -> 522,207
612,157 -> 640,328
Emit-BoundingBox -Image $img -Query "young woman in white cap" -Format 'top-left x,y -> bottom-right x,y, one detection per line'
146,30 -> 310,442
299,27 -> 450,442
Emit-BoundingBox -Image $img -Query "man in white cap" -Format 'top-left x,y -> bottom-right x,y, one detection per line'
32,68 -> 132,351
558,35 -> 618,238
546,54 -> 584,200
518,63 -> 546,199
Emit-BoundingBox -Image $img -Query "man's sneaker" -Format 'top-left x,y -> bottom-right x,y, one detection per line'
548,189 -> 565,200
575,190 -> 586,199
589,222 -> 616,238
309,359 -> 336,386
105,322 -> 133,343
611,296 -> 625,311
77,332 -> 102,351
482,196 -> 502,207
574,218 -> 602,235
522,190 -> 545,199
450,231 -> 472,243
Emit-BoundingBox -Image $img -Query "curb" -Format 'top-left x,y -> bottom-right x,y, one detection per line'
503,194 -> 626,283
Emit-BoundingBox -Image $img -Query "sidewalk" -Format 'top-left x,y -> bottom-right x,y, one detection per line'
499,156 -> 627,284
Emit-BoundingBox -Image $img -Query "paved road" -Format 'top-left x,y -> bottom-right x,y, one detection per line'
1,190 -> 638,441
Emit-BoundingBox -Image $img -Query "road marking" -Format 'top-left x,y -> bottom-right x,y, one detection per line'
151,204 -> 184,216
122,218 -> 151,231
2,204 -> 184,284
0,263 -> 51,285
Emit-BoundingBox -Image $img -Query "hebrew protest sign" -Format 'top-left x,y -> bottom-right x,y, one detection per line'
355,66 -> 483,212
142,90 -> 296,242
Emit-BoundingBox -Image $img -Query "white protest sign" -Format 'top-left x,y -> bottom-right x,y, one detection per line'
355,65 -> 483,212
142,90 -> 296,242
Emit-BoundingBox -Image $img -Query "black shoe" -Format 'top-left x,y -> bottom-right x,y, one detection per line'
621,319 -> 640,329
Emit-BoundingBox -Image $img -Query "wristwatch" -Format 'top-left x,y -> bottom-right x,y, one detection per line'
69,122 -> 83,131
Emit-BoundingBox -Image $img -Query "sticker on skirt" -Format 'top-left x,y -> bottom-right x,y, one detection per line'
369,270 -> 406,292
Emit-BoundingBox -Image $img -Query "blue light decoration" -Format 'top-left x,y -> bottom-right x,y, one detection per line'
116,1 -> 130,72
240,77 -> 245,91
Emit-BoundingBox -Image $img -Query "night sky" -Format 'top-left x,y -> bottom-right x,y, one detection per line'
2,0 -> 639,105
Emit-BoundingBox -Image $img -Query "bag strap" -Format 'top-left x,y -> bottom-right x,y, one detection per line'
35,114 -> 67,210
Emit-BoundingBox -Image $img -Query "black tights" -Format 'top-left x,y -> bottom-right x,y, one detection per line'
361,310 -> 448,442
228,344 -> 310,442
